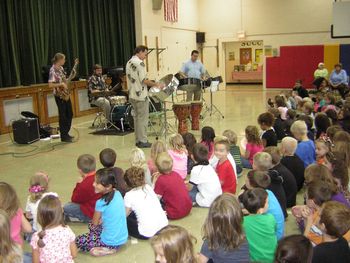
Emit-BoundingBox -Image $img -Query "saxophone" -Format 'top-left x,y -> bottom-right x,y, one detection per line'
57,58 -> 79,101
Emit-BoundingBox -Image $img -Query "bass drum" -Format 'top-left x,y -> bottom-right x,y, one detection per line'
110,104 -> 134,130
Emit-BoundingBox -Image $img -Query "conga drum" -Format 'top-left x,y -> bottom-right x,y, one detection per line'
190,101 -> 203,130
173,102 -> 191,134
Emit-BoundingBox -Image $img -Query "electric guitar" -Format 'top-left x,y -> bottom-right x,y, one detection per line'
57,58 -> 79,101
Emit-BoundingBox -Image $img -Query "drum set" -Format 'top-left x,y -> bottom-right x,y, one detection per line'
91,72 -> 223,138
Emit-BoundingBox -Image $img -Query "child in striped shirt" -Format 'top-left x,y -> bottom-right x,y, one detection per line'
223,130 -> 242,176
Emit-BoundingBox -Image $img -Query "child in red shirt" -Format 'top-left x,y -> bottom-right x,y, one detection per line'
153,152 -> 192,220
63,154 -> 101,223
214,137 -> 237,194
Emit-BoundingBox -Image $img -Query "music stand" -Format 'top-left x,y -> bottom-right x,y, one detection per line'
202,81 -> 224,119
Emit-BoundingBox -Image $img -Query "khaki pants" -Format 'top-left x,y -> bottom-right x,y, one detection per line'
92,97 -> 111,120
186,87 -> 202,101
130,98 -> 149,143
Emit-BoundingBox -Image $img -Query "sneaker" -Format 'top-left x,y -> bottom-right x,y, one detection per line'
136,141 -> 152,148
61,137 -> 73,143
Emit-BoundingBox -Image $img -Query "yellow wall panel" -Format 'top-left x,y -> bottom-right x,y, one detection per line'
324,44 -> 340,75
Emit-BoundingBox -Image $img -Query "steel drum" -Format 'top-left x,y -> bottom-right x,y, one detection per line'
149,74 -> 179,102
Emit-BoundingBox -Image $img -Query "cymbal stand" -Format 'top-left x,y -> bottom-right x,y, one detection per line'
202,83 -> 225,119
159,100 -> 176,141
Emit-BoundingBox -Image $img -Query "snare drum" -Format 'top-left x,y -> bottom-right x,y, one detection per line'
109,96 -> 127,106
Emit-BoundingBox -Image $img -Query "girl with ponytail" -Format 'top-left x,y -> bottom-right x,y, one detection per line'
30,195 -> 77,263
75,168 -> 128,256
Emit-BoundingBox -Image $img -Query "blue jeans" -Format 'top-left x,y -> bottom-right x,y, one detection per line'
241,157 -> 252,169
63,202 -> 91,223
189,185 -> 199,203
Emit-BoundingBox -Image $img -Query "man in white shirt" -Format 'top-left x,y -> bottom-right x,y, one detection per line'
180,50 -> 206,101
126,46 -> 163,148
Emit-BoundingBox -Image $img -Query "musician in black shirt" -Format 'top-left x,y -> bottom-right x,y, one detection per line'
88,64 -> 112,120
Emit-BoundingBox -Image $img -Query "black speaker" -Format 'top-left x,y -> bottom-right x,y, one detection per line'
196,32 -> 205,43
12,118 -> 40,144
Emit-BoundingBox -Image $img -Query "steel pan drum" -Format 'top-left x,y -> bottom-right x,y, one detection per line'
149,74 -> 179,102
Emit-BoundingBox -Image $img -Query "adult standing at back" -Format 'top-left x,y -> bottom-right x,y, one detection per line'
126,45 -> 163,148
179,50 -> 206,101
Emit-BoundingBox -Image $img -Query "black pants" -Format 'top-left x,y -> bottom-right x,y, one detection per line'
55,96 -> 73,139
127,212 -> 149,240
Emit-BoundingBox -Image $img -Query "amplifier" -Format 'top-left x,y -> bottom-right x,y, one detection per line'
12,118 -> 40,144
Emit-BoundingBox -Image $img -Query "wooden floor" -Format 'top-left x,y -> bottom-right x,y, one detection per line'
0,85 -> 300,263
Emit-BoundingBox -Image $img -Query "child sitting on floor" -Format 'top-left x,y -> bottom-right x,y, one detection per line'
275,95 -> 288,120
253,152 -> 287,218
0,210 -> 23,263
312,201 -> 350,263
188,143 -> 222,208
258,112 -> 278,147
64,154 -> 101,223
153,152 -> 192,220
150,225 -> 197,263
314,113 -> 331,139
198,193 -> 250,262
241,125 -> 264,169
242,188 -> 277,262
213,137 -> 237,194
315,137 -> 331,165
201,126 -> 216,159
275,235 -> 313,263
268,107 -> 286,141
298,114 -> 315,141
285,109 -> 296,136
124,167 -> 168,239
167,134 -> 188,180
100,148 -> 128,196
129,148 -> 152,186
75,169 -> 127,256
32,195 -> 77,261
263,146 -> 297,208
0,182 -> 32,247
280,137 -> 306,191
240,170 -> 285,240
182,132 -> 197,174
223,129 -> 243,176
26,172 -> 57,233
291,120 -> 316,167
147,140 -> 167,175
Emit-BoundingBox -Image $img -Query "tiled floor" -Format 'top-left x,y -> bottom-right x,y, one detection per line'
0,86 -> 300,262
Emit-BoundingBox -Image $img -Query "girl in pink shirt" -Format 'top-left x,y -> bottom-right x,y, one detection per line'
0,182 -> 32,246
147,140 -> 167,176
241,125 -> 264,169
0,210 -> 23,263
31,195 -> 77,263
168,134 -> 188,179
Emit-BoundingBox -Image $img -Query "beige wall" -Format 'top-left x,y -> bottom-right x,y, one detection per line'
135,0 -> 350,82
134,0 -> 199,80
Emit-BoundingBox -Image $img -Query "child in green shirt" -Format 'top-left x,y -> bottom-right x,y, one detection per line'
242,188 -> 277,263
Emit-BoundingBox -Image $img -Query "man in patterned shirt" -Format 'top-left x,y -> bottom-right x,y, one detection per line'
48,53 -> 74,142
88,64 -> 111,120
126,45 -> 163,148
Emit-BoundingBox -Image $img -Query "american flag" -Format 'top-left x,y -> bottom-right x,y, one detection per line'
164,0 -> 178,22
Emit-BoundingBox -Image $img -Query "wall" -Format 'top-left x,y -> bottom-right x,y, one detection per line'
134,0 -> 199,80
135,0 -> 350,85
198,0 -> 350,84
